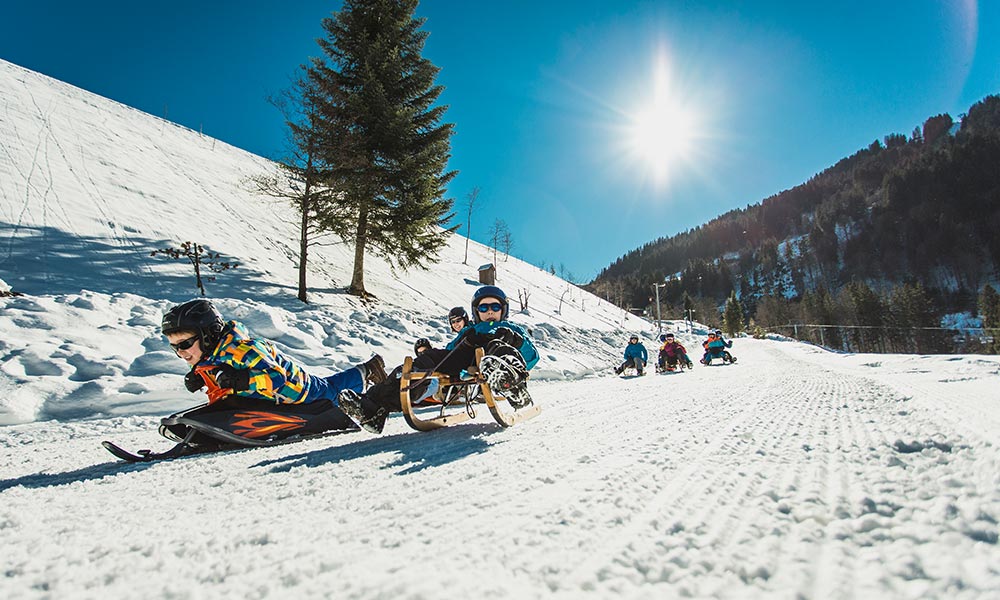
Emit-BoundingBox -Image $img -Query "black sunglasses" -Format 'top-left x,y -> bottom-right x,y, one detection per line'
449,316 -> 466,323
477,302 -> 503,313
170,335 -> 199,351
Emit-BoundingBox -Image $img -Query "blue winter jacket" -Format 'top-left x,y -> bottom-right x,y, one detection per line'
623,342 -> 648,363
447,320 -> 539,370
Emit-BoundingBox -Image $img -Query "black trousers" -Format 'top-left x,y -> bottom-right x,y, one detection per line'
370,341 -> 521,411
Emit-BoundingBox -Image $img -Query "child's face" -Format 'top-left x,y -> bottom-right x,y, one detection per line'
450,316 -> 466,332
167,331 -> 203,366
476,298 -> 503,321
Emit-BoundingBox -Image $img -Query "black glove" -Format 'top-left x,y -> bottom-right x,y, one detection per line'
492,326 -> 524,348
461,329 -> 487,347
184,370 -> 205,393
214,364 -> 251,391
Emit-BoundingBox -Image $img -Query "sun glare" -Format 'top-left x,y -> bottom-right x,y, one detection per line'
621,52 -> 705,185
630,102 -> 696,172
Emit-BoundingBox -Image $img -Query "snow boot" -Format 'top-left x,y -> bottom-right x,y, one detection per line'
502,381 -> 533,409
480,353 -> 528,394
338,389 -> 389,434
359,354 -> 387,388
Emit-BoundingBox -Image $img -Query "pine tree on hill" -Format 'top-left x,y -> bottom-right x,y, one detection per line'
723,292 -> 744,337
306,0 -> 457,298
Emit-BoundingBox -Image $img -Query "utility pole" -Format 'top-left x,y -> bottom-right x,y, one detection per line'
653,282 -> 666,335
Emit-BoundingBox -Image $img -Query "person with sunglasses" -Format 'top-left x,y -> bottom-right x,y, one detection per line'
446,306 -> 471,336
161,299 -> 387,411
656,333 -> 693,372
337,285 -> 539,434
614,334 -> 648,376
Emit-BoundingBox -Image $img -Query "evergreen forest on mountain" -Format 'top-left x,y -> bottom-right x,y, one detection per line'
587,95 -> 1000,353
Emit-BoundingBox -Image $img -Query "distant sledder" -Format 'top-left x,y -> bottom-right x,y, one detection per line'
656,333 -> 694,373
700,329 -> 737,366
614,334 -> 648,376
103,299 -> 388,462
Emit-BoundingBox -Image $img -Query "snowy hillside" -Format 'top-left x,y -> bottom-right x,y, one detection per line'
0,57 -> 646,425
1,59 -> 999,599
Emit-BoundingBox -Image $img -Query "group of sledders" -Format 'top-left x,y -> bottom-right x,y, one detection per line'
614,329 -> 737,375
150,285 -> 537,447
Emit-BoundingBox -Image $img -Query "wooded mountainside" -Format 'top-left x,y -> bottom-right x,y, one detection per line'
587,94 -> 1000,337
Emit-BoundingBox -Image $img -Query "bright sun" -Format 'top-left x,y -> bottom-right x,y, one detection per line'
622,52 -> 704,183
630,102 -> 697,171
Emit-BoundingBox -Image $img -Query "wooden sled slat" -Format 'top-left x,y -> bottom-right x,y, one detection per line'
399,356 -> 474,431
399,349 -> 541,431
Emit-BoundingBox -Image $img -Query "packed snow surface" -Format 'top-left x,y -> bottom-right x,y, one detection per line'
1,59 -> 998,599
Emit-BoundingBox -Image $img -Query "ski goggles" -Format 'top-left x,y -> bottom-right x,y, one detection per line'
477,303 -> 503,313
449,316 -> 466,324
170,335 -> 199,351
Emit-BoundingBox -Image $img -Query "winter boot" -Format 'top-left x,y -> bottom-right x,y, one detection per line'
480,353 -> 528,395
338,389 -> 389,434
502,381 -> 533,409
359,354 -> 387,388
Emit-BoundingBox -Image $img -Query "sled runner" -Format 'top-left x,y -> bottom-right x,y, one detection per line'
656,360 -> 692,374
103,396 -> 359,462
398,347 -> 540,431
701,353 -> 737,366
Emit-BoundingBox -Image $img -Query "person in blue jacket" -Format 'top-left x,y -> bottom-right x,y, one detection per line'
339,285 -> 539,433
615,334 -> 648,375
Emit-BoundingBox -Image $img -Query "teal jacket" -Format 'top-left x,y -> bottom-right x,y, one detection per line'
447,320 -> 539,370
623,342 -> 647,363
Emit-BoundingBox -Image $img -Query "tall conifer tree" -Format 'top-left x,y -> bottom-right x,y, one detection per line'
308,0 -> 457,297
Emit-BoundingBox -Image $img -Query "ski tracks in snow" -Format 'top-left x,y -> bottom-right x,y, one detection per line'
0,340 -> 997,599
543,342 -> 999,599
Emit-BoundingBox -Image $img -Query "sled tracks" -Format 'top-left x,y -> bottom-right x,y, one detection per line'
551,344 -> 999,598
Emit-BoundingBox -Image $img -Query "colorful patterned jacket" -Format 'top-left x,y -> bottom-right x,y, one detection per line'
194,321 -> 312,404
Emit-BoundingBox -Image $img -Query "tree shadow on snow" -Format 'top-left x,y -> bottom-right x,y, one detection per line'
0,222 -> 277,299
252,422 -> 501,475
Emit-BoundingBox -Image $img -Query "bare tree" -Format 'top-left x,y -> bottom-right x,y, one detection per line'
463,187 -> 479,265
500,227 -> 514,261
517,288 -> 531,312
251,68 -> 341,303
488,219 -> 509,267
557,288 -> 570,314
151,241 -> 238,296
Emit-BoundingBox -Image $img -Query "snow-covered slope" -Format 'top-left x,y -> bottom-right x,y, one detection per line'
1,59 -> 998,599
0,57 -> 647,425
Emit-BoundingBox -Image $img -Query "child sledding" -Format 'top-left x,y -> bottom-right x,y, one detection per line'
700,330 -> 737,365
656,333 -> 694,372
337,285 -> 541,432
614,335 -> 648,376
104,286 -> 541,461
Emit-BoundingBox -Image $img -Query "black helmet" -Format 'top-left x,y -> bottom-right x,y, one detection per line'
471,285 -> 508,322
715,329 -> 723,336
448,306 -> 469,323
414,337 -> 432,354
161,299 -> 225,351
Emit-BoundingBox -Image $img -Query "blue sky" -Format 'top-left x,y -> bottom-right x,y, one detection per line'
2,1 -> 997,282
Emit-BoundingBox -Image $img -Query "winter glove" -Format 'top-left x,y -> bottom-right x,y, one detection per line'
461,329 -> 487,347
214,364 -> 251,391
184,370 -> 205,393
492,326 -> 524,348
